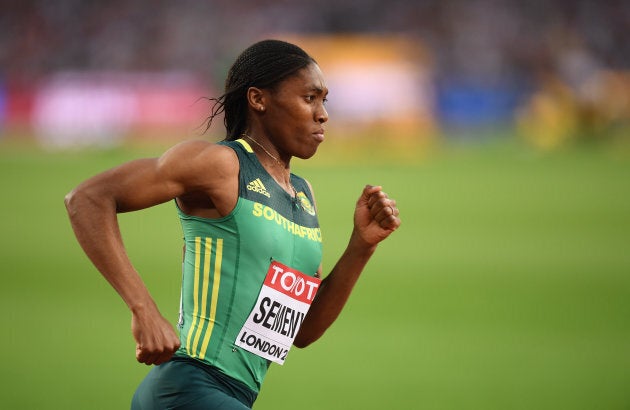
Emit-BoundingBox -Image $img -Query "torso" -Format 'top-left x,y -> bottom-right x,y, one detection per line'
174,139 -> 323,392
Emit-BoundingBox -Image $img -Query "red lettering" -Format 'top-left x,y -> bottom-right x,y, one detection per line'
264,261 -> 321,304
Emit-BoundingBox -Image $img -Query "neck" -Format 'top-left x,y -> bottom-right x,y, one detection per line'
243,134 -> 284,165
242,133 -> 296,197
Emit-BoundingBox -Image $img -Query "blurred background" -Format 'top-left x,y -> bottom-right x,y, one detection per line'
1,0 -> 629,147
1,1 -> 630,409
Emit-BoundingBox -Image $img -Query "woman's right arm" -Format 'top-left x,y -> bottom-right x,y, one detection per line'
64,140 -> 238,365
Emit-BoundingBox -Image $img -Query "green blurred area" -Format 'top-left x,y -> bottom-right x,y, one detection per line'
1,136 -> 629,409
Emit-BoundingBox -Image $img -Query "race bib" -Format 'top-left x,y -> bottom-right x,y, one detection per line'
235,261 -> 321,364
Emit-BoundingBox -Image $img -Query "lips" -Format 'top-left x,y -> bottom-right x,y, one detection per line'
313,129 -> 325,142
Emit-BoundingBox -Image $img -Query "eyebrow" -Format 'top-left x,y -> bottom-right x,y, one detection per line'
308,85 -> 328,94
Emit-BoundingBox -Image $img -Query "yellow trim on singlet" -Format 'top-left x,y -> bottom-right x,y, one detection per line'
185,237 -> 203,352
199,238 -> 223,360
236,138 -> 254,153
191,238 -> 213,354
184,237 -> 225,359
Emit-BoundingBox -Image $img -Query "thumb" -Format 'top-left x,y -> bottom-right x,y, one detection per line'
359,185 -> 381,205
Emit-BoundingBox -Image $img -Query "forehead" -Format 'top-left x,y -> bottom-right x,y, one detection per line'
280,63 -> 328,92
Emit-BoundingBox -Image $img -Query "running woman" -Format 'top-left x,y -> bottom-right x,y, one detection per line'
65,39 -> 401,409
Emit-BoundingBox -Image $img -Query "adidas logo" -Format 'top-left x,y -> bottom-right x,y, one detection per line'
246,178 -> 271,198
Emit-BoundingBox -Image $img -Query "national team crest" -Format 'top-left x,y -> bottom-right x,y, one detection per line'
296,192 -> 316,216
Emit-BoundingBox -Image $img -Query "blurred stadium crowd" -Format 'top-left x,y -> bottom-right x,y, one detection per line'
1,0 -> 629,147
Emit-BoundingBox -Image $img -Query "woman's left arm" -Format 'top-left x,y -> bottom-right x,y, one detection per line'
294,184 -> 400,348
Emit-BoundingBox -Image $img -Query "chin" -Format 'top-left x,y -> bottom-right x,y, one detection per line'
300,146 -> 320,160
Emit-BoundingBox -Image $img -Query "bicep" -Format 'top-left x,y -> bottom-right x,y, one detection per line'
76,157 -> 184,213
77,140 -> 226,213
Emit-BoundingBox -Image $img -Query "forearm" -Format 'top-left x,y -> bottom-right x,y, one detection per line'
65,187 -> 156,312
294,230 -> 377,347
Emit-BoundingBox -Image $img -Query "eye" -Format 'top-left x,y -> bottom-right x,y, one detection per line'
305,95 -> 315,103
322,97 -> 328,106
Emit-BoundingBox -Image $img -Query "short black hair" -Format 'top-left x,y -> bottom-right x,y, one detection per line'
205,39 -> 316,140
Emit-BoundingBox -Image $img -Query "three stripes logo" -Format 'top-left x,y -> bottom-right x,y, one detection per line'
247,178 -> 271,198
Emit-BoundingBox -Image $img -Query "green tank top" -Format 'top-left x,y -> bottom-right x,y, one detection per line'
174,139 -> 323,392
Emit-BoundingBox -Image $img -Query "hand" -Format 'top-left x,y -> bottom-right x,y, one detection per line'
131,305 -> 181,365
352,185 -> 401,248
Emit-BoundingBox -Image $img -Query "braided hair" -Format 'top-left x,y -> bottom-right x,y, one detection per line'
205,39 -> 316,141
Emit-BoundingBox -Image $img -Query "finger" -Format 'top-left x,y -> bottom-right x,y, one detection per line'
375,200 -> 401,228
375,203 -> 396,221
136,344 -> 154,365
363,184 -> 382,196
154,340 -> 180,365
382,214 -> 401,230
387,202 -> 401,227
154,354 -> 171,366
368,196 -> 394,218
141,352 -> 163,366
153,352 -> 170,366
367,191 -> 388,211
387,200 -> 399,217
137,338 -> 180,365
136,342 -> 163,365
136,344 -> 150,364
359,185 -> 382,206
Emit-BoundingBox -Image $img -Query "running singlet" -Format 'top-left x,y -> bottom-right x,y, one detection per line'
174,139 -> 323,393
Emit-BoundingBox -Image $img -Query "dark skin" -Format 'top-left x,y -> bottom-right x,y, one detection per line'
65,62 -> 401,365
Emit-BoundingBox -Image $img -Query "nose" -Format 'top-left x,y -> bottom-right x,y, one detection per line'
316,104 -> 328,124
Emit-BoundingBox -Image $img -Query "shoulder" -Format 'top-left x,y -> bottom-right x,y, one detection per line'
295,174 -> 315,196
154,139 -> 240,194
293,174 -> 317,207
161,139 -> 236,164
159,140 -> 238,174
162,140 -> 241,215
304,178 -> 317,203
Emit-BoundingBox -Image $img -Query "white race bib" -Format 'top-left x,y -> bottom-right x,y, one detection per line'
235,261 -> 321,364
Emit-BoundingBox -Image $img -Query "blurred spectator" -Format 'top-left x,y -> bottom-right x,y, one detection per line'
0,78 -> 5,134
0,0 -> 628,144
2,1 -> 627,83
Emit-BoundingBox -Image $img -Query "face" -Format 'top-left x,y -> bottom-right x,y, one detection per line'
260,63 -> 329,160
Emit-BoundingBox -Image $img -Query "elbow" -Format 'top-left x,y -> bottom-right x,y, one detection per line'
293,331 -> 322,349
64,189 -> 79,217
293,339 -> 310,349
64,186 -> 97,219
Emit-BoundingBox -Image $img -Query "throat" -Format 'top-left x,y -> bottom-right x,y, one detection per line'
243,133 -> 297,197
270,169 -> 297,198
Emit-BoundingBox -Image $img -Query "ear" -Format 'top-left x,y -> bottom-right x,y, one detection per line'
247,87 -> 267,113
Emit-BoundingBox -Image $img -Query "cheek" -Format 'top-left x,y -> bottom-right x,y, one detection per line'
280,98 -> 312,119
266,97 -> 315,137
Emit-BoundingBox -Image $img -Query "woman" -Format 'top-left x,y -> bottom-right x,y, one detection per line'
65,39 -> 400,409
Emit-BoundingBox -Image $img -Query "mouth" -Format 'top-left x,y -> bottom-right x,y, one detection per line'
313,129 -> 325,142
